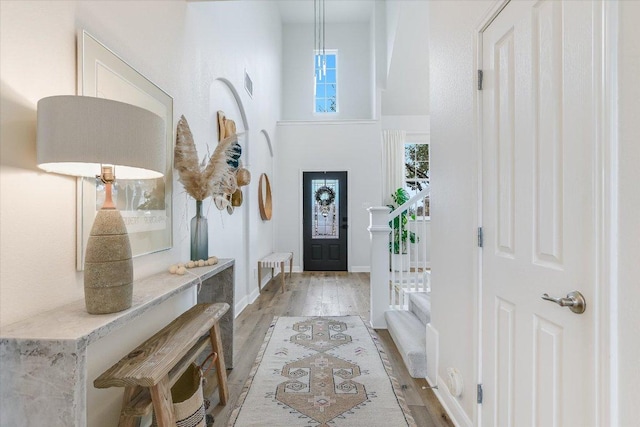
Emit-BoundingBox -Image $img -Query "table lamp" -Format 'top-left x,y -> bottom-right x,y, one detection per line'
37,95 -> 166,314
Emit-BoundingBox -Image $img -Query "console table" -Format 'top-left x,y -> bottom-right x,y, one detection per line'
0,259 -> 234,426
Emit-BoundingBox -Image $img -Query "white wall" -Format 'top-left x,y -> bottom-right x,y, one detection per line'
252,130 -> 276,291
385,0 -> 400,78
382,1 -> 430,117
282,23 -> 372,120
275,121 -> 381,272
371,0 -> 387,120
0,1 -> 281,425
381,115 -> 430,134
617,1 -> 640,424
429,0 -> 493,422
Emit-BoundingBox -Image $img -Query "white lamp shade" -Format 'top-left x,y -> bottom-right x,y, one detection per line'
37,96 -> 166,179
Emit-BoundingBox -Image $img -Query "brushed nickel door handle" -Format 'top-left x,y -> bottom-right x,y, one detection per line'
541,291 -> 586,314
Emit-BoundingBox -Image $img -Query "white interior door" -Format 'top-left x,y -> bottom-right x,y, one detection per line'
481,1 -> 598,426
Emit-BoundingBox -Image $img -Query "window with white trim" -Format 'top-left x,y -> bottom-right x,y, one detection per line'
404,142 -> 430,216
314,51 -> 337,113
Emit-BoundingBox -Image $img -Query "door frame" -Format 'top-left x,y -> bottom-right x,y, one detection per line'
298,169 -> 353,272
474,1 -> 618,426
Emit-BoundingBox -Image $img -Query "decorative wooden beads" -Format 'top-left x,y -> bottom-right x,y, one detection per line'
169,256 -> 219,275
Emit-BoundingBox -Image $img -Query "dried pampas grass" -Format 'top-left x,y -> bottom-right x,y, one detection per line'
175,115 -> 236,201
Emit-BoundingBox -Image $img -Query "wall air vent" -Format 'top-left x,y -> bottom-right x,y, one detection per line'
244,69 -> 253,98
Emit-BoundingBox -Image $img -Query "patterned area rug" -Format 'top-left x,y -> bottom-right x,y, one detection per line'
228,316 -> 417,427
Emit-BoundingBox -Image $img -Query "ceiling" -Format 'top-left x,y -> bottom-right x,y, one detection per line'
277,0 -> 374,24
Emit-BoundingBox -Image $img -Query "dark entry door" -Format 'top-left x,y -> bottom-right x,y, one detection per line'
303,171 -> 347,271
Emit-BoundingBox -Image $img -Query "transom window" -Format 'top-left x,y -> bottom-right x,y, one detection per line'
404,142 -> 430,216
314,51 -> 337,113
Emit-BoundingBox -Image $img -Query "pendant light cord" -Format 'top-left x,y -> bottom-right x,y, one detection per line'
322,0 -> 326,76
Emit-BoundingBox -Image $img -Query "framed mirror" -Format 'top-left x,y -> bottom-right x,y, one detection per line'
76,30 -> 173,270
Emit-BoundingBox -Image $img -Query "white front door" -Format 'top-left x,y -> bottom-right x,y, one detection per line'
481,1 -> 598,426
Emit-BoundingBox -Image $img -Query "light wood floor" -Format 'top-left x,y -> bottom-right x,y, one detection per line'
207,271 -> 453,427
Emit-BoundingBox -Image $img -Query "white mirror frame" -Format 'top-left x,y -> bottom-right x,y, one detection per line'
76,30 -> 173,270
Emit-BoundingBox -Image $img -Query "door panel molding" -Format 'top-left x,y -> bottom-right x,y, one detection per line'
532,0 -> 564,267
495,29 -> 516,257
532,315 -> 563,427
495,297 -> 515,426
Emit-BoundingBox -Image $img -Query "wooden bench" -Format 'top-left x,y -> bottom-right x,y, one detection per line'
258,252 -> 293,293
94,303 -> 230,427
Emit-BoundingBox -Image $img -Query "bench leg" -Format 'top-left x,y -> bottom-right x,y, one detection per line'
257,261 -> 262,294
150,376 -> 176,427
280,261 -> 286,293
289,254 -> 293,282
118,386 -> 142,427
210,322 -> 229,405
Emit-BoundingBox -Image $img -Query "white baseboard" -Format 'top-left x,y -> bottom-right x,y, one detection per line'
426,323 -> 439,384
234,294 -> 248,318
348,265 -> 427,272
431,374 -> 473,427
287,266 -> 369,273
236,287 -> 262,318
248,287 -> 260,305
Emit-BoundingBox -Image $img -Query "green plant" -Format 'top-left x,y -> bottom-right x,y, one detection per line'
388,188 -> 418,254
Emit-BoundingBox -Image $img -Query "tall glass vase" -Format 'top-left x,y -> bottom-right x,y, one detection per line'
190,200 -> 208,261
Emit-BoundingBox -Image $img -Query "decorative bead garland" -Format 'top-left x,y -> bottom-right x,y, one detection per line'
169,256 -> 219,275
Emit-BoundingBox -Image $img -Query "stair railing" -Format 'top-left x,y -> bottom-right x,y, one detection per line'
368,186 -> 430,328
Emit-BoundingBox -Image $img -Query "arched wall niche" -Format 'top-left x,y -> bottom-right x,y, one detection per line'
209,77 -> 252,308
211,77 -> 250,164
260,129 -> 274,158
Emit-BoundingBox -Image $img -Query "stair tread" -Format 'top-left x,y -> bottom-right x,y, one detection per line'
408,292 -> 431,311
385,310 -> 426,351
385,310 -> 426,378
408,292 -> 431,326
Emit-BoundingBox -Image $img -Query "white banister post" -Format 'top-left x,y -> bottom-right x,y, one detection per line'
368,206 -> 391,329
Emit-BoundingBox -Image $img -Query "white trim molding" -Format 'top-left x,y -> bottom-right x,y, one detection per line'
426,323 -> 439,385
596,1 -> 619,425
433,375 -> 474,427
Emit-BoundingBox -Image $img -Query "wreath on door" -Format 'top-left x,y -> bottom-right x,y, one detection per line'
314,186 -> 336,206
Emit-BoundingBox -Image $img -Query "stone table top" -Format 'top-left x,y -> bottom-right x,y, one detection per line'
0,259 -> 234,350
